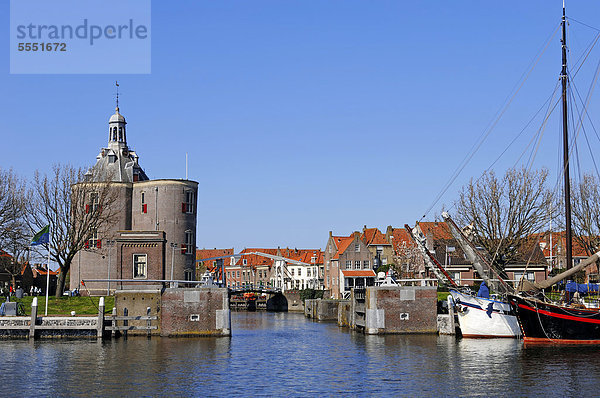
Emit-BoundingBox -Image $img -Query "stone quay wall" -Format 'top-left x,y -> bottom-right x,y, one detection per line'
361,286 -> 438,335
115,288 -> 230,337
160,288 -> 230,337
304,299 -> 343,321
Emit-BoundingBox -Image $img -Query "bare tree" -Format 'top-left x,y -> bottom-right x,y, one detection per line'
29,164 -> 119,296
571,174 -> 600,256
0,168 -> 28,288
454,167 -> 552,268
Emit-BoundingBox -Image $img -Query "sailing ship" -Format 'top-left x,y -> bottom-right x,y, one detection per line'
443,215 -> 521,338
508,5 -> 600,343
405,222 -> 521,338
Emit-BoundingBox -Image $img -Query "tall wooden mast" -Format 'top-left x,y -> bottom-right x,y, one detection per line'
561,3 -> 573,269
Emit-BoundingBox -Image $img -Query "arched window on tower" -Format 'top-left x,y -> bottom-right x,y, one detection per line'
118,127 -> 123,141
112,127 -> 117,141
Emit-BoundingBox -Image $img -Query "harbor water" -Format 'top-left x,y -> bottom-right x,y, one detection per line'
2,312 -> 600,396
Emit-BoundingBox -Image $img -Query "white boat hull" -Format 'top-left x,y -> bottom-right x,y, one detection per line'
450,290 -> 521,338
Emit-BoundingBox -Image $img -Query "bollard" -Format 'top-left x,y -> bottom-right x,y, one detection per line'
146,306 -> 151,339
111,307 -> 117,339
29,297 -> 38,339
97,297 -> 105,339
123,307 -> 128,339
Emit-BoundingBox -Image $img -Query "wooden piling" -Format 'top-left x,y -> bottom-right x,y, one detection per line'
111,307 -> 117,339
123,307 -> 128,339
146,307 -> 151,339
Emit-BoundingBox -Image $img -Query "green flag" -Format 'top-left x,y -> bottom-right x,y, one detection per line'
31,225 -> 49,246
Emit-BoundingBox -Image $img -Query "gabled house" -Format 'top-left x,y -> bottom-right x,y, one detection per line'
360,226 -> 394,271
413,221 -> 548,286
324,231 -> 375,299
230,248 -> 277,288
385,226 -> 425,278
271,248 -> 324,291
534,231 -> 594,272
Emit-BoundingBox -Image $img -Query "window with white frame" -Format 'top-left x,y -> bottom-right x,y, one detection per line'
185,230 -> 194,254
345,260 -> 351,269
355,244 -> 360,252
184,191 -> 195,214
90,192 -> 99,212
88,229 -> 100,249
133,254 -> 147,278
307,269 -> 311,277
355,260 -> 360,270
298,268 -> 302,277
363,260 -> 370,269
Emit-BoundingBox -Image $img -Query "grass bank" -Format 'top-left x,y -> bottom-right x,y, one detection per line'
6,296 -> 115,316
437,291 -> 450,301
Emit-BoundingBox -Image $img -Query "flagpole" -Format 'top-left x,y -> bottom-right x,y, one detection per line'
45,248 -> 50,316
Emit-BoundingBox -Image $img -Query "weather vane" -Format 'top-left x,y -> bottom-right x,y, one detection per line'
115,80 -> 120,109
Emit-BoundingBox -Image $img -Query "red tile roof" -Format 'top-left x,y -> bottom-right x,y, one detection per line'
332,236 -> 355,260
279,248 -> 324,265
196,248 -> 235,271
361,227 -> 390,246
233,248 -> 324,269
341,270 -> 376,277
418,222 -> 453,240
533,231 -> 593,258
32,265 -> 58,277
236,248 -> 278,268
389,228 -> 415,255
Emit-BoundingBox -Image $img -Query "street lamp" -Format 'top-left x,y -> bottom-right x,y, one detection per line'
106,240 -> 115,295
170,242 -> 177,288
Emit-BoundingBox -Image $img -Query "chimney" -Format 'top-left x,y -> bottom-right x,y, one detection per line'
329,231 -> 332,237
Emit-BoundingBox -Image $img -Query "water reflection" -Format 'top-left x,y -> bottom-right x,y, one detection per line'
1,313 -> 600,396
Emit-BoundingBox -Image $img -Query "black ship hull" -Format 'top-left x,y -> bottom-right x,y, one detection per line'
508,295 -> 600,344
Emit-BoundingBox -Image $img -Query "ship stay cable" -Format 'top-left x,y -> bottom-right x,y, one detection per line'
421,24 -> 560,220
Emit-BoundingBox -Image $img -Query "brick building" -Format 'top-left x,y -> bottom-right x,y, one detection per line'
71,104 -> 198,295
360,226 -> 394,271
324,232 -> 375,299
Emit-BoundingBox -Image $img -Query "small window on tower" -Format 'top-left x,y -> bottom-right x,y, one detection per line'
112,127 -> 117,141
90,192 -> 99,212
118,127 -> 123,141
184,230 -> 194,254
183,191 -> 195,214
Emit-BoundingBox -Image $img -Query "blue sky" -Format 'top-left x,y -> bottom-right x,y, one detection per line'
2,1 -> 600,251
